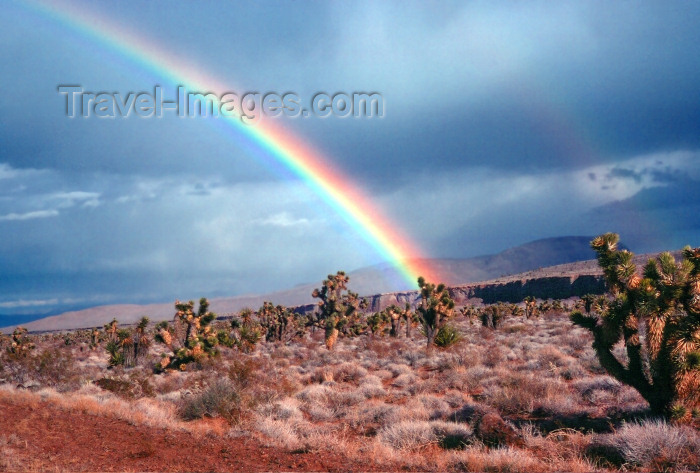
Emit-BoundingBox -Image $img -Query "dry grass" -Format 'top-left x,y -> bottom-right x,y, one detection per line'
2,308 -> 697,472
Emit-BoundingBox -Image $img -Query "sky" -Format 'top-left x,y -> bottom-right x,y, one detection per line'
1,0 -> 700,319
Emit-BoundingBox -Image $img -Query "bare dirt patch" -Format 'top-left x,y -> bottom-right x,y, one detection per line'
0,396 -> 386,472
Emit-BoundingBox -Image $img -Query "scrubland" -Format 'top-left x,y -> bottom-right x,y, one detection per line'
1,308 -> 699,473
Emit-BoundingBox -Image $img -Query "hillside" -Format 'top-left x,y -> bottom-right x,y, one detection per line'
3,236 -> 605,332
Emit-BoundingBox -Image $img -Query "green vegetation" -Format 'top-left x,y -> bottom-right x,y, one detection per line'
8,327 -> 35,357
258,301 -> 305,343
416,277 -> 456,349
155,298 -> 225,371
311,271 -> 366,349
104,317 -> 150,367
433,323 -> 462,348
571,233 -> 700,419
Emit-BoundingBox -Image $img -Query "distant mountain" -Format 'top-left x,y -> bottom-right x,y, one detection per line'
3,236 -> 603,332
353,236 -> 600,290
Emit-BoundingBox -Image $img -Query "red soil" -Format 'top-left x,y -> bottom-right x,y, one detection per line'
0,396 -> 387,472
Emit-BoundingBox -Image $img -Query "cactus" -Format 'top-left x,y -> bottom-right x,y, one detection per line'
416,277 -> 455,349
312,271 -> 366,350
571,233 -> 700,418
155,298 -> 225,371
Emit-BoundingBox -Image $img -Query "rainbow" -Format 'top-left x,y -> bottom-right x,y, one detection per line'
21,0 -> 442,287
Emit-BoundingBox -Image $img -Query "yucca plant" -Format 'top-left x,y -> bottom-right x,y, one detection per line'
416,276 -> 455,349
433,323 -> 462,348
571,233 -> 700,419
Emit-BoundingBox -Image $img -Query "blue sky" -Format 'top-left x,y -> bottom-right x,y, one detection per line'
1,1 -> 700,318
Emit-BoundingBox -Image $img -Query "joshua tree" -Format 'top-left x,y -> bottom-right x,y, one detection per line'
551,299 -> 565,312
460,305 -> 479,324
258,302 -> 304,343
312,271 -> 366,349
571,233 -> 700,419
538,299 -> 554,314
399,303 -> 417,337
104,319 -> 119,343
155,298 -> 224,371
481,303 -> 509,329
367,310 -> 390,337
8,327 -> 35,357
509,303 -> 524,318
229,308 -> 263,353
90,328 -> 100,350
130,317 -> 151,366
523,296 -> 538,319
416,277 -> 455,349
104,317 -> 150,367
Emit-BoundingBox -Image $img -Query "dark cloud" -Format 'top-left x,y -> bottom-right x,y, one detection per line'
2,1 -> 700,315
606,167 -> 643,184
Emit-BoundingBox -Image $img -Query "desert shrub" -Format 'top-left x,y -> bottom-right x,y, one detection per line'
433,323 -> 462,348
378,420 -> 474,451
483,345 -> 504,368
431,421 -> 474,449
484,373 -> 568,416
95,371 -> 154,399
295,383 -> 331,403
357,379 -> 386,399
178,378 -> 242,423
586,420 -> 700,470
392,372 -> 419,388
31,348 -> 80,390
573,376 -> 621,402
332,362 -> 368,384
378,421 -> 437,450
0,347 -> 80,389
444,347 -> 482,370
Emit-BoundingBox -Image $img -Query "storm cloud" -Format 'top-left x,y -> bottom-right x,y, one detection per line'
1,0 -> 700,317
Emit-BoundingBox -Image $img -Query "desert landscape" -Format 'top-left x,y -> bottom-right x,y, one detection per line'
3,2 -> 700,473
1,235 -> 699,473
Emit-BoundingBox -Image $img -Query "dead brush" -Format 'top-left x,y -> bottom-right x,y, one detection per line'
177,378 -> 243,424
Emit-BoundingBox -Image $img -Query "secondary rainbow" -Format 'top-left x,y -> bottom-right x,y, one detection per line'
22,0 -> 442,287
